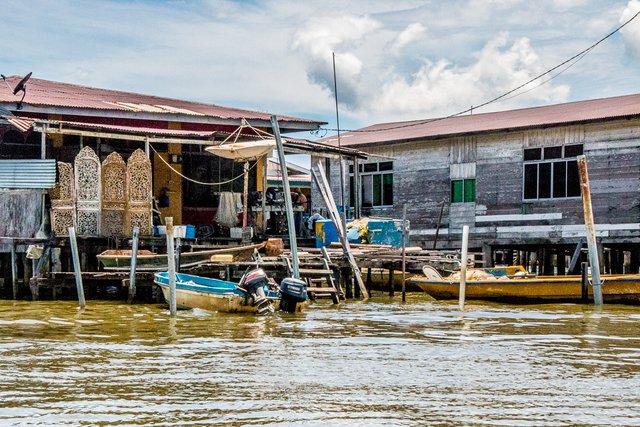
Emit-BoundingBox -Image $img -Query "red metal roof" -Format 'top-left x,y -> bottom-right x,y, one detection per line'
322,93 -> 640,147
0,76 -> 324,126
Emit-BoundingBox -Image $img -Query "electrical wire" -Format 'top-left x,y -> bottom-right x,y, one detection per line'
321,10 -> 640,134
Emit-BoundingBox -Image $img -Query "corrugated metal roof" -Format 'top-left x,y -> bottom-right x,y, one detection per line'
0,76 -> 325,127
321,93 -> 640,147
0,159 -> 56,189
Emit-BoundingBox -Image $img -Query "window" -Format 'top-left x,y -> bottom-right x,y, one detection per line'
523,144 -> 582,200
451,178 -> 475,203
349,161 -> 393,208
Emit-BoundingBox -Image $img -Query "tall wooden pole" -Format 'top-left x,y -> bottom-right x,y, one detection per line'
166,217 -> 177,316
333,52 -> 347,230
270,115 -> 299,279
68,227 -> 86,309
242,161 -> 250,242
577,155 -> 603,306
10,240 -> 17,300
401,204 -> 407,302
128,226 -> 139,304
459,225 -> 469,311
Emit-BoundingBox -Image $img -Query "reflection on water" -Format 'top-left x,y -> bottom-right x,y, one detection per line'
0,295 -> 639,426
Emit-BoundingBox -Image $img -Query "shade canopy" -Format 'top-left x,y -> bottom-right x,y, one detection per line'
205,139 -> 276,161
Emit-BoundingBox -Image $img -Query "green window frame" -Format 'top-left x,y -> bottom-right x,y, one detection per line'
451,178 -> 475,203
349,162 -> 393,208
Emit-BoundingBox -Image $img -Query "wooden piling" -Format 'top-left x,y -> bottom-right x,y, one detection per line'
401,204 -> 407,302
10,240 -> 17,300
581,261 -> 589,303
165,217 -> 177,317
68,227 -> 86,309
128,226 -> 139,304
459,225 -> 469,311
577,155 -> 603,306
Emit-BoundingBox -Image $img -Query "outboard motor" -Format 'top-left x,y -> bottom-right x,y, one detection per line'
237,268 -> 274,315
279,277 -> 308,313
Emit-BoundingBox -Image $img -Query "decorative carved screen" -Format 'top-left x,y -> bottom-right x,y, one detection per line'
126,149 -> 152,235
101,152 -> 126,237
49,162 -> 75,237
75,146 -> 102,236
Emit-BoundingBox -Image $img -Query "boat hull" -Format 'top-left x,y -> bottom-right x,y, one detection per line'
408,275 -> 640,304
154,272 -> 280,313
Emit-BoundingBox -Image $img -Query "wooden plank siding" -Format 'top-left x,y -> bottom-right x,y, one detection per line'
313,118 -> 640,250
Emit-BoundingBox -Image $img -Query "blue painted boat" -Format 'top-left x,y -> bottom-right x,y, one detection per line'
154,269 -> 308,314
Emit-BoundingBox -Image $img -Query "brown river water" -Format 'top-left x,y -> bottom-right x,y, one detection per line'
0,294 -> 639,426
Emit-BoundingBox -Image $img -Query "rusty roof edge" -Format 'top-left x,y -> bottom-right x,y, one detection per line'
332,113 -> 640,149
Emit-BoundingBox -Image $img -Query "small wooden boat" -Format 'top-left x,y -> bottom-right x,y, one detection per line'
98,242 -> 265,271
154,269 -> 308,314
408,266 -> 640,304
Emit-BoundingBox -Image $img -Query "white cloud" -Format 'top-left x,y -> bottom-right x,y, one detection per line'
372,33 -> 570,121
620,0 -> 640,58
291,15 -> 381,107
390,23 -> 427,54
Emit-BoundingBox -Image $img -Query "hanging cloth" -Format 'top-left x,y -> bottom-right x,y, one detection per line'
216,192 -> 242,227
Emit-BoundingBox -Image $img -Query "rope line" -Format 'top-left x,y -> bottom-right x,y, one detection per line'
148,143 -> 258,186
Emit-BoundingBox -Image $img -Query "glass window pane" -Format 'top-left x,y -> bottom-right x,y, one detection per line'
364,163 -> 377,173
524,164 -> 538,199
553,161 -> 566,198
524,148 -> 541,161
373,174 -> 382,206
348,165 -> 354,174
464,179 -> 476,203
539,162 -> 551,198
349,176 -> 355,207
544,146 -> 562,159
362,175 -> 373,207
451,180 -> 464,203
567,160 -> 581,197
379,161 -> 393,171
382,173 -> 393,205
564,144 -> 583,158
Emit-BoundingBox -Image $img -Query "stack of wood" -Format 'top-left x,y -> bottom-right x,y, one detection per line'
291,243 -> 466,274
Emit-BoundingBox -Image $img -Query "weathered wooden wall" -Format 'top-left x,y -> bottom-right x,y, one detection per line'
0,189 -> 43,250
316,118 -> 640,252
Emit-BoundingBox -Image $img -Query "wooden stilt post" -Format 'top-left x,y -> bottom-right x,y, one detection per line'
166,217 -> 177,317
401,204 -> 407,303
581,261 -> 589,303
128,226 -> 139,304
242,161 -> 250,243
68,227 -> 86,309
577,155 -> 603,306
459,225 -> 469,311
10,240 -> 17,300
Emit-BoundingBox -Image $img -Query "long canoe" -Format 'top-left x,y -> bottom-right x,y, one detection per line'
408,271 -> 640,304
98,242 -> 265,271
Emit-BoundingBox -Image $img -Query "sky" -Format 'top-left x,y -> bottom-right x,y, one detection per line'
2,0 -> 640,145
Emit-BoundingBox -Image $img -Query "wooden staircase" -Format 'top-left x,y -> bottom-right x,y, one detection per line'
282,247 -> 341,304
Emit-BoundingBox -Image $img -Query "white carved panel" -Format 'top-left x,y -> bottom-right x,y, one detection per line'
49,162 -> 75,237
101,152 -> 126,237
126,149 -> 152,235
75,146 -> 101,236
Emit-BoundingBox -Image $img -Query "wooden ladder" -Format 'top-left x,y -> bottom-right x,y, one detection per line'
282,254 -> 340,304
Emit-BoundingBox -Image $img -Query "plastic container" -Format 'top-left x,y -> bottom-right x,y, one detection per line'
367,219 -> 408,248
315,219 -> 339,248
185,224 -> 196,239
